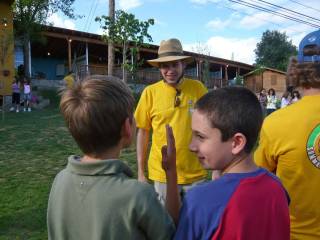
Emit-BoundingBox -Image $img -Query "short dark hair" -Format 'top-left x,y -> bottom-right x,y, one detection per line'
195,87 -> 263,153
60,76 -> 135,157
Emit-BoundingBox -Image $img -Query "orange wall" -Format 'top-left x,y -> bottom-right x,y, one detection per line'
0,1 -> 14,96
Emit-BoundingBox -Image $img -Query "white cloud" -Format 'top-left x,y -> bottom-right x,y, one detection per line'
119,0 -> 142,10
282,26 -> 315,49
190,0 -> 221,4
184,36 -> 258,64
240,12 -> 273,29
190,0 -> 210,4
230,0 -> 320,31
206,18 -> 231,30
47,13 -> 76,30
239,12 -> 289,30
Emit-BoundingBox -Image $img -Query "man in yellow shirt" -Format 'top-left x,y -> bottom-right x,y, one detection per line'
254,30 -> 320,240
135,39 -> 207,203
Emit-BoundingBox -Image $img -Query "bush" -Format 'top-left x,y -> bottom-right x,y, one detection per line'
38,89 -> 61,108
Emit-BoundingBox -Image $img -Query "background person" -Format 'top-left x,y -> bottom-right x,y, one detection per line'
258,88 -> 267,115
10,79 -> 21,112
63,71 -> 75,89
23,78 -> 32,112
135,38 -> 208,204
291,90 -> 301,103
280,91 -> 292,108
254,29 -> 320,240
266,88 -> 277,115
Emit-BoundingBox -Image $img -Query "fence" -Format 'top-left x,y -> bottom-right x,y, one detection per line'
78,64 -> 226,88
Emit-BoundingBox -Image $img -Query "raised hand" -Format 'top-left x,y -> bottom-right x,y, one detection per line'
161,124 -> 180,225
161,124 -> 176,173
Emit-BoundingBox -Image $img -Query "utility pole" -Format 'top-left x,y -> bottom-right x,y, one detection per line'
108,0 -> 115,76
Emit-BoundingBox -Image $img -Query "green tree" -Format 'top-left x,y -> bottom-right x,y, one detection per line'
12,0 -> 78,78
125,47 -> 144,83
96,10 -> 154,82
255,30 -> 297,71
234,75 -> 243,86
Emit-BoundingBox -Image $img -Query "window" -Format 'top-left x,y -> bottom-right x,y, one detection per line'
271,75 -> 277,85
56,64 -> 65,76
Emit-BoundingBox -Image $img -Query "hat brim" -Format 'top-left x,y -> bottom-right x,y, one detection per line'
147,56 -> 193,67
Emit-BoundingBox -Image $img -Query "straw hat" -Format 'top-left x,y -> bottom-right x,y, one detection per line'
147,38 -> 193,67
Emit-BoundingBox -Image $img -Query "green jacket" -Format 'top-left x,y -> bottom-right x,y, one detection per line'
47,156 -> 175,240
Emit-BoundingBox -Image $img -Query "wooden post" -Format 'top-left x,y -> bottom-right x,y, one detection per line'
196,59 -> 200,79
108,0 -> 115,76
225,65 -> 228,86
68,38 -> 72,72
85,42 -> 89,75
220,66 -> 223,87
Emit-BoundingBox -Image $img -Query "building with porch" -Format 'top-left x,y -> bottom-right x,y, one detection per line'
15,25 -> 254,88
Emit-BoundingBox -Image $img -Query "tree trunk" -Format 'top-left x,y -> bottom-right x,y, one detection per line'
108,0 -> 115,76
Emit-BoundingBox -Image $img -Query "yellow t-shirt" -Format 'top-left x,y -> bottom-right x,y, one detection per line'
64,74 -> 74,89
135,78 -> 208,184
254,95 -> 320,240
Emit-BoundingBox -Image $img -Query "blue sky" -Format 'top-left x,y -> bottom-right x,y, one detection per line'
48,0 -> 320,65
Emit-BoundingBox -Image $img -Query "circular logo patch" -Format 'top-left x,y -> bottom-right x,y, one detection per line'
307,124 -> 320,169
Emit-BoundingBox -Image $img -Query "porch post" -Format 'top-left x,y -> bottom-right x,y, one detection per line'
196,59 -> 199,79
225,65 -> 228,86
28,41 -> 32,77
85,42 -> 89,74
68,38 -> 72,71
220,66 -> 223,87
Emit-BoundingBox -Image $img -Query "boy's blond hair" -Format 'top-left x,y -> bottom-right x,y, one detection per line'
60,75 -> 134,157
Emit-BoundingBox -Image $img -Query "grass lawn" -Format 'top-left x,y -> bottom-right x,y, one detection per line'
0,91 -> 137,239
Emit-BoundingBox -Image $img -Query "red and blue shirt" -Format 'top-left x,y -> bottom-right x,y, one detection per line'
174,168 -> 290,240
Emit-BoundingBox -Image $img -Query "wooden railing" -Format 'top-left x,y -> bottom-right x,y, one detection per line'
79,64 -> 228,88
78,64 -> 160,84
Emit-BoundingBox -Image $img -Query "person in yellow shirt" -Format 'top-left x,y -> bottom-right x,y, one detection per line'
135,38 -> 208,204
63,71 -> 75,89
254,29 -> 320,240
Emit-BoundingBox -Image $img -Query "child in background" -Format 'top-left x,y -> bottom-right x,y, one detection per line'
291,90 -> 301,103
281,91 -> 292,108
11,79 -> 21,112
258,88 -> 267,115
266,88 -> 277,115
163,87 -> 290,240
23,78 -> 31,112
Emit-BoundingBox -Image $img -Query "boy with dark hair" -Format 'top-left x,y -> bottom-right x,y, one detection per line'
47,76 -> 175,240
164,87 -> 290,240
